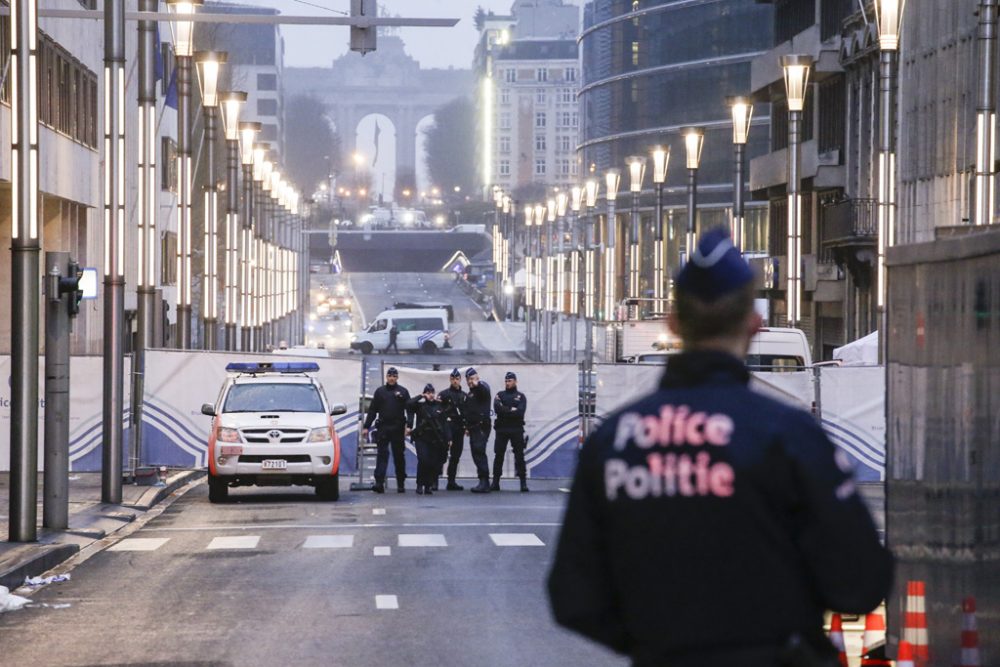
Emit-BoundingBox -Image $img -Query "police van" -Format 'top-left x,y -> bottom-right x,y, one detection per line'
200,362 -> 347,503
349,307 -> 449,354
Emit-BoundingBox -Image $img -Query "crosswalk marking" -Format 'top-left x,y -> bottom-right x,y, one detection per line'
302,535 -> 354,549
374,546 -> 391,557
207,536 -> 260,550
490,533 -> 545,547
108,538 -> 170,552
375,595 -> 399,610
398,533 -> 447,547
372,508 -> 386,516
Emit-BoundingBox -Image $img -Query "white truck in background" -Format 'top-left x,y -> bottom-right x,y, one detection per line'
607,319 -> 680,362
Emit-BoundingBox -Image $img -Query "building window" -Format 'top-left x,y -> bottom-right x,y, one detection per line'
632,41 -> 640,67
161,137 -> 178,192
257,73 -> 278,91
560,88 -> 574,104
499,135 -> 511,154
161,231 -> 177,286
500,88 -> 510,104
535,135 -> 547,151
565,68 -> 577,82
499,160 -> 511,176
571,112 -> 579,127
257,98 -> 278,116
536,88 -> 546,104
505,69 -> 516,83
559,135 -> 572,153
260,124 -> 279,141
558,159 -> 571,176
500,112 -> 511,130
37,36 -> 98,148
535,112 -> 547,128
537,68 -> 548,82
535,158 -> 547,176
558,111 -> 571,127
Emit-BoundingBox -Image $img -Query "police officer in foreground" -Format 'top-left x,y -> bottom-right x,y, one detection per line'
548,229 -> 893,667
407,383 -> 449,495
463,367 -> 493,493
438,368 -> 468,491
492,371 -> 529,492
362,367 -> 411,494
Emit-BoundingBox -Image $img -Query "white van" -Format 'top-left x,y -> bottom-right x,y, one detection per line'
350,308 -> 449,354
747,327 -> 812,371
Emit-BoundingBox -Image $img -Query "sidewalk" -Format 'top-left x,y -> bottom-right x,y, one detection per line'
0,469 -> 204,590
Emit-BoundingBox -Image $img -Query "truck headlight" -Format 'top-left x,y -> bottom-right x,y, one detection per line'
308,427 -> 332,443
217,427 -> 242,443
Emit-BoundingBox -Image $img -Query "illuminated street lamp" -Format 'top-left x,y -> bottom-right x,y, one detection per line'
238,122 -> 260,351
625,156 -> 646,311
167,0 -> 203,349
650,145 -> 670,313
195,51 -> 226,350
584,178 -> 599,319
603,169 -> 621,321
568,186 -> 584,361
219,90 -> 245,350
682,127 -> 705,263
728,96 -> 753,250
781,54 -> 813,327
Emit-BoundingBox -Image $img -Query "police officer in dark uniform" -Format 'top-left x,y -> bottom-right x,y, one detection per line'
438,368 -> 468,491
548,229 -> 893,667
362,367 -> 411,494
463,367 -> 493,493
407,383 -> 449,495
492,371 -> 529,492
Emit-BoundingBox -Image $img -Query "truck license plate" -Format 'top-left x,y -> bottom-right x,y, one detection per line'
261,459 -> 287,470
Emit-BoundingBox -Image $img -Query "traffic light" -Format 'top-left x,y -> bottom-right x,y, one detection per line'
59,260 -> 84,317
350,0 -> 377,55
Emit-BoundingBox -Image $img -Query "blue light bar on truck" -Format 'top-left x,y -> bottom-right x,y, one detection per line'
225,362 -> 321,374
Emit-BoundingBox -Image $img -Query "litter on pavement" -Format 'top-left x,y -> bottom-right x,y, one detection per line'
24,574 -> 71,586
0,586 -> 30,613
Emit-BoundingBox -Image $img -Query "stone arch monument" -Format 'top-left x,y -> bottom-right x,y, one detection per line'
284,36 -> 473,183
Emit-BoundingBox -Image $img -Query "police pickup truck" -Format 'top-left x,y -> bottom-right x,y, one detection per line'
201,362 -> 347,503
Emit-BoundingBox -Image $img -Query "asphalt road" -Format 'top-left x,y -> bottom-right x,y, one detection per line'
0,480 -> 626,667
349,272 -> 488,325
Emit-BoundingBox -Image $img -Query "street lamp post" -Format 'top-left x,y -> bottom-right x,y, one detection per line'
523,204 -> 533,352
682,127 -> 705,263
195,51 -> 226,351
625,156 -> 646,318
534,202 -> 546,359
167,0 -> 202,349
569,186 -> 583,361
603,169 -> 621,322
545,198 -> 557,360
555,192 -> 568,362
9,0 -> 41,541
650,146 -> 670,315
782,54 -> 813,328
729,96 -> 753,250
975,0 -> 996,228
221,91 -> 246,350
240,133 -> 260,351
584,179 -> 599,320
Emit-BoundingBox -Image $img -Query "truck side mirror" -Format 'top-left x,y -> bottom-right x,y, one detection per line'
330,403 -> 347,416
201,404 -> 216,417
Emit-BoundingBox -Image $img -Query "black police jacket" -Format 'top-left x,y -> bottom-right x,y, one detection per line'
406,396 -> 449,446
437,386 -> 467,431
464,381 -> 492,430
493,388 -> 526,430
363,383 -> 411,432
547,351 -> 893,664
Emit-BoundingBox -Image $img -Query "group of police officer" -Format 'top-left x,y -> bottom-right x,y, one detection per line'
362,366 -> 529,495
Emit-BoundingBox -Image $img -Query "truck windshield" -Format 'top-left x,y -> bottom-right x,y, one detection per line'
223,383 -> 325,413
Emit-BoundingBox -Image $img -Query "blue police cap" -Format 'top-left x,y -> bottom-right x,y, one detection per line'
423,383 -> 435,393
465,367 -> 477,378
675,228 -> 754,302
505,372 -> 517,381
386,367 -> 399,376
450,368 -> 462,379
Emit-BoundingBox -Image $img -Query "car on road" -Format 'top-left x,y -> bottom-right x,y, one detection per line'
201,362 -> 347,503
350,307 -> 450,354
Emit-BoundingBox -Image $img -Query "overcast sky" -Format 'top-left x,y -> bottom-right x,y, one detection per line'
230,0 -> 579,70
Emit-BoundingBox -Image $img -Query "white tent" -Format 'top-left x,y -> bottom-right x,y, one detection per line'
833,331 -> 879,366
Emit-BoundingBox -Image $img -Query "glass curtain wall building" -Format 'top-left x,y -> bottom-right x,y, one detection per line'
579,0 -> 773,258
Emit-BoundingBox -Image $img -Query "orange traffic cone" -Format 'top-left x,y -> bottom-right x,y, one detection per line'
903,580 -> 930,663
896,640 -> 916,667
861,612 -> 892,666
957,597 -> 980,667
828,613 -> 848,667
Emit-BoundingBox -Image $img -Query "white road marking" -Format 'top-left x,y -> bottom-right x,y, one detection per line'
373,546 -> 391,557
107,538 -> 170,552
398,533 -> 448,547
558,488 -> 571,493
375,595 -> 399,610
373,508 -> 386,516
206,535 -> 260,550
490,533 -> 545,547
145,522 -> 560,532
302,535 -> 354,549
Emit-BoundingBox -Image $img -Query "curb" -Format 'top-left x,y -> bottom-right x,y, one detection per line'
0,469 -> 205,591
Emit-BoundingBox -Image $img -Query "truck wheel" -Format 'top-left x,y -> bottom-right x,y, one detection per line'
421,341 -> 438,354
316,475 -> 340,501
208,475 -> 229,503
360,342 -> 374,355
